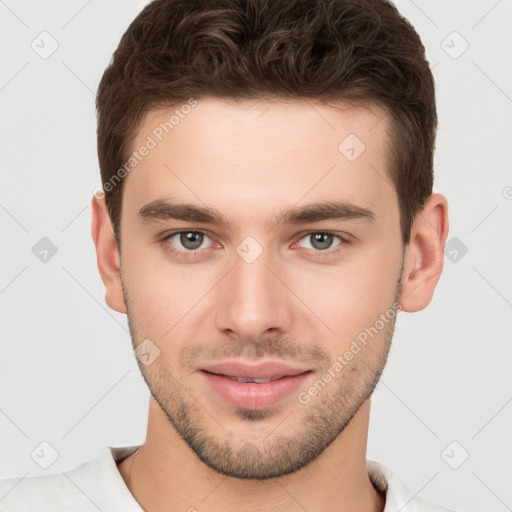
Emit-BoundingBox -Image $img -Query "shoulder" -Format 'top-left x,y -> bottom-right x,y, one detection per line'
0,446 -> 141,512
0,469 -> 98,512
367,459 -> 459,512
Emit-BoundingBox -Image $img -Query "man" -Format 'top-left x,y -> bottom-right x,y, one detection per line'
0,0 -> 454,510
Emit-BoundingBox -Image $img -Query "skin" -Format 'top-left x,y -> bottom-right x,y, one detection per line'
91,98 -> 448,512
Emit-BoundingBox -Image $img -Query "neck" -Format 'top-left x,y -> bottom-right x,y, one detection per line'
117,397 -> 385,512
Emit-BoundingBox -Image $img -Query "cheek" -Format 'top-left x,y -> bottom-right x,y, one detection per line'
121,220 -> 402,348
121,240 -> 199,334
294,238 -> 402,342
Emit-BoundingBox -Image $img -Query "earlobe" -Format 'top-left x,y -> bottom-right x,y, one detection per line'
91,195 -> 127,314
399,193 -> 449,312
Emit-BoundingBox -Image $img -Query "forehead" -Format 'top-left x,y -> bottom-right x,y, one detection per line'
122,98 -> 397,226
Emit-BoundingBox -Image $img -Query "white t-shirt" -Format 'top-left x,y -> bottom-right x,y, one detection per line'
0,445 -> 456,511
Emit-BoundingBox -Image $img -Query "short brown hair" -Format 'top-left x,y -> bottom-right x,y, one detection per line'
96,0 -> 437,245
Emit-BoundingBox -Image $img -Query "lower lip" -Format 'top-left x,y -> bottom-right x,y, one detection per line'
202,371 -> 312,410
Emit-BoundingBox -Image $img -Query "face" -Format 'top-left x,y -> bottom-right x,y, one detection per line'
117,98 -> 404,479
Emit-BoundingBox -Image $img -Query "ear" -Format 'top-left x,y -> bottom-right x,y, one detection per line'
399,193 -> 449,312
91,195 -> 127,314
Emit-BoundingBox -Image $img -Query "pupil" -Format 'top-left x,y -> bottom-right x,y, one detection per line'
181,232 -> 203,250
312,233 -> 332,250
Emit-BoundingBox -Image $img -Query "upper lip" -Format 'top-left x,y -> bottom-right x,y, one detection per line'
201,361 -> 311,379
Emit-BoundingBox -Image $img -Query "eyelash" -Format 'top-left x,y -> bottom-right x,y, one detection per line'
159,230 -> 349,260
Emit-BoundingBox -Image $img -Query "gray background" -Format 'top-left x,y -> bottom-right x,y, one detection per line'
1,1 -> 511,511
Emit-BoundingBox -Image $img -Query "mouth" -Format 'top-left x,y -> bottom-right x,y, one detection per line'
214,374 -> 289,383
200,361 -> 313,410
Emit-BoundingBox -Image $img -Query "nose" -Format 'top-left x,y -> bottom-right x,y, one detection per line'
214,247 -> 294,343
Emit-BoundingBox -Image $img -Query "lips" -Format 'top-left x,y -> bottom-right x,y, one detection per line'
200,361 -> 313,409
201,361 -> 310,380
224,375 -> 282,383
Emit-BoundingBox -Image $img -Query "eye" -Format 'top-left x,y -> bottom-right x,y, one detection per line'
163,230 -> 213,252
160,229 -> 348,260
295,232 -> 345,252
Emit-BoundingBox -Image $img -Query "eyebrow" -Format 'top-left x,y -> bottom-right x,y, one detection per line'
138,199 -> 375,228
